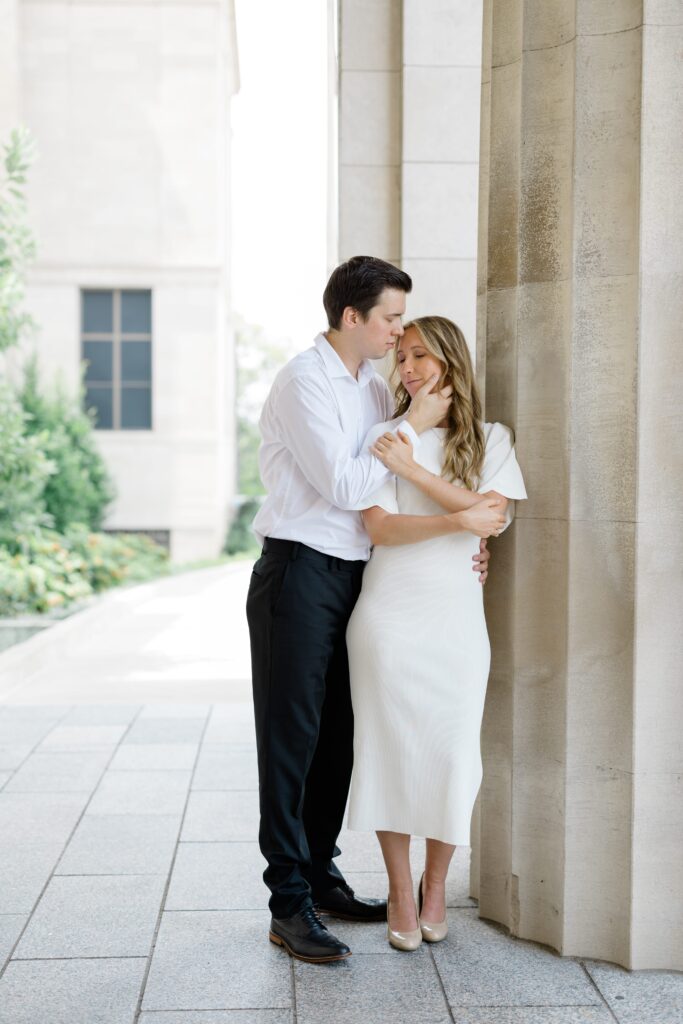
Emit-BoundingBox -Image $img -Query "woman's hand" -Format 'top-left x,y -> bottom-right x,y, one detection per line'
454,497 -> 506,539
370,430 -> 417,479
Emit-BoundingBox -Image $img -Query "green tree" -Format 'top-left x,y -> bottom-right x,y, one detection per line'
0,127 -> 36,353
0,382 -> 54,547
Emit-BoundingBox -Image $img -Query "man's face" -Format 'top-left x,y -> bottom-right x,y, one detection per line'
353,288 -> 406,361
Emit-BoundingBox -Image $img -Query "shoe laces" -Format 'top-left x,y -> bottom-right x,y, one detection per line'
300,905 -> 327,931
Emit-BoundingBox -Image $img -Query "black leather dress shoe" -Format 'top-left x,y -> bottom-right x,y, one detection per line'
315,884 -> 388,922
269,905 -> 351,963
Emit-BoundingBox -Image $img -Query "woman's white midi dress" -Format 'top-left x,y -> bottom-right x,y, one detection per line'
346,421 -> 527,845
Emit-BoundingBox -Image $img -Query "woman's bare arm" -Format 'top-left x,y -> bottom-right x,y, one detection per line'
362,499 -> 506,547
406,465 -> 509,517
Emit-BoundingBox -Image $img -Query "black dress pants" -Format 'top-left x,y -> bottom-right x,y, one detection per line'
246,537 -> 365,918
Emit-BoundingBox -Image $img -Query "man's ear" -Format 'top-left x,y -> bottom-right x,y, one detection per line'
341,305 -> 360,330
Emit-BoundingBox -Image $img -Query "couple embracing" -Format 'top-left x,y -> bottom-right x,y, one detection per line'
246,256 -> 527,963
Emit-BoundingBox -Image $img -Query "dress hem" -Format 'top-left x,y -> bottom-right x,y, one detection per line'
346,820 -> 472,847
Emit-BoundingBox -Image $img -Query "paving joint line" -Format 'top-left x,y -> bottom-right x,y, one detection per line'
427,942 -> 456,1024
289,950 -> 298,1024
580,959 -> 621,1022
0,704 -> 145,980
132,705 -> 213,1023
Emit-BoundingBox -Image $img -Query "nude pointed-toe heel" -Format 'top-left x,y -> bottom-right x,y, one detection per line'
387,895 -> 422,952
418,872 -> 448,943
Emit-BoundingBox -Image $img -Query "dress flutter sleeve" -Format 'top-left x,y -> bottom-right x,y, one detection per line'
350,420 -> 400,513
478,422 -> 527,531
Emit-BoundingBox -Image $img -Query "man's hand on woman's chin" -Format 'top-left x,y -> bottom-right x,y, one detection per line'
405,375 -> 453,433
473,539 -> 490,584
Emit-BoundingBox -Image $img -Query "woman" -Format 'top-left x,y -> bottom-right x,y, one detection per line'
346,315 -> 527,951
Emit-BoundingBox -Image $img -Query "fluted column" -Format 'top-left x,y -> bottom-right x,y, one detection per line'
337,0 -> 483,344
475,0 -> 683,970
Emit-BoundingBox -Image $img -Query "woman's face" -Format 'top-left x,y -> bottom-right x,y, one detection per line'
397,328 -> 446,399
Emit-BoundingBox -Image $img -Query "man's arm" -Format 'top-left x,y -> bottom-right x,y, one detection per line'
276,376 -> 407,510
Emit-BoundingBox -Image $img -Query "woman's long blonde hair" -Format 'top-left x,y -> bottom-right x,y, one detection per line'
393,316 -> 485,490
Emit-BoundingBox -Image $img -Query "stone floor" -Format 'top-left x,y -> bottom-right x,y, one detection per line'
0,566 -> 681,1024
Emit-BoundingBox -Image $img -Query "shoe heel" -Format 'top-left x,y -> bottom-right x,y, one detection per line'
269,931 -> 284,947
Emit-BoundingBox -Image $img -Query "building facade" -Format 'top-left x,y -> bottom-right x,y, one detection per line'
0,0 -> 239,562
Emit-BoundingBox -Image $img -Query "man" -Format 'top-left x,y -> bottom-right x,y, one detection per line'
246,256 -> 490,963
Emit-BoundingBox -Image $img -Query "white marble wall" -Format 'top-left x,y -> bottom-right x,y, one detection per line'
2,0 -> 238,562
337,0 -> 482,350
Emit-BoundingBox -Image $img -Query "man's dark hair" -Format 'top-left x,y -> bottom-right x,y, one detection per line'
323,256 -> 412,330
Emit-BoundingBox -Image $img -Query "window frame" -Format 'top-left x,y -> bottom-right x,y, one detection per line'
81,288 -> 153,431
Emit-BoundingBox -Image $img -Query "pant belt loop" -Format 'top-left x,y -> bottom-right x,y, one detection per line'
290,542 -> 300,561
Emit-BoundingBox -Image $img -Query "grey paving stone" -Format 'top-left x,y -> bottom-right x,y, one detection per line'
139,1013 -> 292,1024
342,858 -> 476,911
0,956 -> 146,1024
317,917 -> 388,954
166,842 -> 267,910
336,829 -> 393,873
123,717 -> 206,745
294,950 -> 452,1024
181,791 -> 259,842
109,743 -> 198,771
15,873 -> 166,958
87,769 -> 192,815
432,909 -> 601,1007
4,749 -> 111,792
0,744 -> 33,770
0,772 -> 11,789
0,720 -> 56,746
39,724 -> 129,748
138,704 -> 211,719
141,910 -> 290,1011
450,1010 -> 614,1023
0,790 -> 88,844
202,705 -> 256,746
191,746 -> 258,791
59,705 -> 141,726
56,813 -> 181,875
0,841 -> 66,913
586,961 -> 683,1024
0,914 -> 26,964
0,705 -> 68,721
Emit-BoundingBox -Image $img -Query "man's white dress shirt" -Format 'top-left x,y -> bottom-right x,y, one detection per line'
253,333 -> 419,561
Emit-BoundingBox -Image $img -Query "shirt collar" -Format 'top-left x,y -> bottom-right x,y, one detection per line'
315,333 -> 376,388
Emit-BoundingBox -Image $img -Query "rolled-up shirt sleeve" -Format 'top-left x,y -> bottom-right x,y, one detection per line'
275,376 -> 417,511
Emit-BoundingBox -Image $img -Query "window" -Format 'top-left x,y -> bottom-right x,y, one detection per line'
82,289 -> 152,430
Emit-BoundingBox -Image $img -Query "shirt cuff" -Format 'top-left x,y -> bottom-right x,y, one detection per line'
396,420 -> 420,448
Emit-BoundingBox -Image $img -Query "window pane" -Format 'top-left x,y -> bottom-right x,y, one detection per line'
121,341 -> 151,383
82,291 -> 113,333
121,290 -> 151,334
85,386 -> 113,429
121,386 -> 151,429
82,341 -> 113,383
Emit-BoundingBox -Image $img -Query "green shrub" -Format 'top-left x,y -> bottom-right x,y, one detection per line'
19,360 -> 115,532
0,526 -> 170,616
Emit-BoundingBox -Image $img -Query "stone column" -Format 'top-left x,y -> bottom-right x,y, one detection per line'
476,0 -> 683,970
337,0 -> 402,264
337,0 -> 483,345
